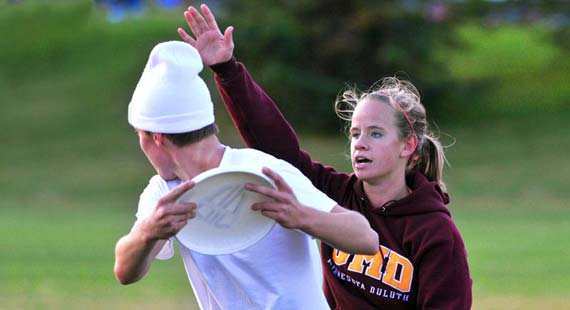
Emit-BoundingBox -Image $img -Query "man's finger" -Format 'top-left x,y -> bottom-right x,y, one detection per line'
252,204 -> 279,219
168,202 -> 197,216
174,210 -> 194,222
261,167 -> 294,194
246,183 -> 291,205
246,183 -> 277,198
177,28 -> 197,46
173,219 -> 188,232
159,180 -> 195,204
251,201 -> 279,212
260,210 -> 279,221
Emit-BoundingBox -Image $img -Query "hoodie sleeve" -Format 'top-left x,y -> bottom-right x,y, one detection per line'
414,215 -> 472,310
212,59 -> 301,163
211,58 -> 351,201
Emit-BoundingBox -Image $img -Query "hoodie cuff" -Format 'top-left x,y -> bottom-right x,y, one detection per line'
209,57 -> 240,82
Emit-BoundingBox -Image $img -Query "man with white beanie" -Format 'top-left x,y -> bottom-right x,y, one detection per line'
113,40 -> 378,309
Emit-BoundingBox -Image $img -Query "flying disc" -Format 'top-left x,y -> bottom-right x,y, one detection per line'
176,166 -> 277,255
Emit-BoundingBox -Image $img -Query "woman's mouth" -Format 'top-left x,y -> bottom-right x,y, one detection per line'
354,156 -> 372,168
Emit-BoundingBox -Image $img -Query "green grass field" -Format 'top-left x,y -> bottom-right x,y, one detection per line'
1,113 -> 569,309
1,2 -> 569,309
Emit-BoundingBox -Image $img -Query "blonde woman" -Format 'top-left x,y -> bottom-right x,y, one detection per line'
179,4 -> 472,309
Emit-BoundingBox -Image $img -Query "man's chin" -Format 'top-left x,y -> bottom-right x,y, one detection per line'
159,172 -> 178,181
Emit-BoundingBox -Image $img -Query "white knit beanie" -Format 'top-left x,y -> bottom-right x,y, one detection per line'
128,41 -> 214,133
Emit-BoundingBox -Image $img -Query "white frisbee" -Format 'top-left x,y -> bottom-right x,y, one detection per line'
176,166 -> 277,255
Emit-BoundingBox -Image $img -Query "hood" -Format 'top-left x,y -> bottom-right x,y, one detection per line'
355,171 -> 451,217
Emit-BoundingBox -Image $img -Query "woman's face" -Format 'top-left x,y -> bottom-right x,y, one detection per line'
350,98 -> 408,185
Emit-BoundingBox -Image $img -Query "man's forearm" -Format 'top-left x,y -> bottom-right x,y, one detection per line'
300,206 -> 378,256
114,222 -> 164,285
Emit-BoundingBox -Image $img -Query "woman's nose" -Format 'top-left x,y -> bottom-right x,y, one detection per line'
353,136 -> 368,150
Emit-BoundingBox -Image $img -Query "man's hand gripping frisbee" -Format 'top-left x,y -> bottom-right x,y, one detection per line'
141,181 -> 197,241
246,167 -> 311,230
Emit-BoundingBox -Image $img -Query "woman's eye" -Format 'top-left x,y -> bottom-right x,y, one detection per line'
371,132 -> 382,138
351,132 -> 360,139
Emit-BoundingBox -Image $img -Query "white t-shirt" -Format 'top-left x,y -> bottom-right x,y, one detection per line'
135,146 -> 336,310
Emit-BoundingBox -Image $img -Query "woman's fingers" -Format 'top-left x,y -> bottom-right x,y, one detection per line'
177,27 -> 196,46
184,9 -> 201,36
188,6 -> 209,35
201,4 -> 221,34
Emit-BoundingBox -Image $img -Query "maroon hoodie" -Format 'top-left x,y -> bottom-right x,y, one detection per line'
211,58 -> 472,310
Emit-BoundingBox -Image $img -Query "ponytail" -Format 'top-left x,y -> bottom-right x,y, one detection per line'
409,132 -> 447,192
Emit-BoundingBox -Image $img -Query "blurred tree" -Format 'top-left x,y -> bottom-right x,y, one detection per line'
437,0 -> 570,119
3,0 -> 567,133
216,0 -> 570,130
221,0 -> 456,132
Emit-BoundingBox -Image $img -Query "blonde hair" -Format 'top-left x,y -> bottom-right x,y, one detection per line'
335,77 -> 448,192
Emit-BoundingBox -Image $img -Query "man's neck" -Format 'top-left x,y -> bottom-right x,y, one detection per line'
171,135 -> 226,181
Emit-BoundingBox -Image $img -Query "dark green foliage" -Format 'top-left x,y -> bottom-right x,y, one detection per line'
2,1 -> 568,133
223,1 -> 455,132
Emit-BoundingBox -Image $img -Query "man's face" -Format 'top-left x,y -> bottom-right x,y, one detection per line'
136,130 -> 177,180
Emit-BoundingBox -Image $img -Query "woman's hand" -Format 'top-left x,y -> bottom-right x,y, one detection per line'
178,4 -> 234,66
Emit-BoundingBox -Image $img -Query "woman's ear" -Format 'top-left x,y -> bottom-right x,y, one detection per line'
401,134 -> 418,158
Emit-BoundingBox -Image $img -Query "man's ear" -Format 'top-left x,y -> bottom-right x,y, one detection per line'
401,134 -> 418,158
152,133 -> 165,146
